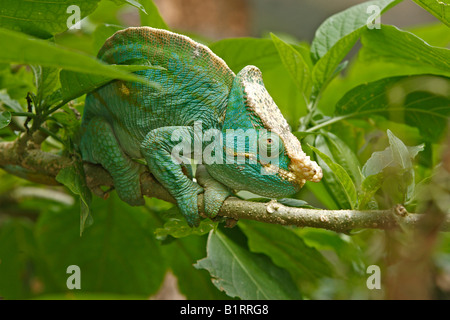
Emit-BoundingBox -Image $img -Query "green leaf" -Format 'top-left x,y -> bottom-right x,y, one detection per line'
312,30 -> 361,92
33,293 -> 148,300
360,25 -> 450,77
35,194 -> 167,295
52,112 -> 78,137
308,143 -> 358,209
109,0 -> 148,14
0,0 -> 101,38
210,37 -> 310,127
358,172 -> 385,209
320,132 -> 362,187
311,0 -> 402,62
294,228 -> 366,273
362,129 -> 424,175
0,111 -> 11,129
335,75 -> 450,142
245,197 -> 314,209
239,220 -> 333,286
407,22 -> 450,47
31,66 -> 60,110
305,179 -> 340,210
0,28 -> 153,86
412,0 -> 450,27
195,230 -> 301,300
154,207 -> 217,239
271,33 -> 311,102
210,38 -> 283,73
361,130 -> 424,203
307,136 -> 354,210
139,0 -> 169,29
276,198 -> 315,209
55,163 -> 92,235
0,90 -> 23,112
59,64 -> 163,103
161,235 -> 228,299
92,24 -> 124,54
0,218 -> 37,299
310,0 -> 402,91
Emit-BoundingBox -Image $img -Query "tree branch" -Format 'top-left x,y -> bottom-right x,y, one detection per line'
1,140 -> 449,232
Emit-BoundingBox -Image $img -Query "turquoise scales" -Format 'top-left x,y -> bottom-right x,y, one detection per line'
80,27 -> 322,227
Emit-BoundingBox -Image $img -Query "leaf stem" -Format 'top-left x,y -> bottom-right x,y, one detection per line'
10,111 -> 36,118
306,115 -> 351,132
38,126 -> 63,143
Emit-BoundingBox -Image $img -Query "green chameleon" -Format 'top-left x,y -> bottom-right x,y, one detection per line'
80,27 -> 322,227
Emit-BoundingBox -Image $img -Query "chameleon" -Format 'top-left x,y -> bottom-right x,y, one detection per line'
80,27 -> 322,227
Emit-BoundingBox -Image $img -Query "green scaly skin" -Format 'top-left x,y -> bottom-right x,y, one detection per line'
80,27 -> 322,227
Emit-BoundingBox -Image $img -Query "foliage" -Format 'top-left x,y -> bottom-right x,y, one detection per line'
0,0 -> 449,300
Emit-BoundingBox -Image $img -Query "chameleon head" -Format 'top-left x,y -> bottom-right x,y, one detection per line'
242,65 -> 322,186
208,65 -> 322,197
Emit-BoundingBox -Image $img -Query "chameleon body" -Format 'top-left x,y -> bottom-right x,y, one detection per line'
80,27 -> 322,227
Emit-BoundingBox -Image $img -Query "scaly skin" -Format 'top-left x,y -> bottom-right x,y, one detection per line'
80,27 -> 322,227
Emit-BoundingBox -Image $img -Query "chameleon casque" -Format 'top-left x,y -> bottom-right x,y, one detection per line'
80,27 -> 322,227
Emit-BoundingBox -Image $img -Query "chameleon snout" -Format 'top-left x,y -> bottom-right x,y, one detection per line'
289,156 -> 323,183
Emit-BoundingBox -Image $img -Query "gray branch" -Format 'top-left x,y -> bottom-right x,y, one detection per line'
1,141 -> 449,232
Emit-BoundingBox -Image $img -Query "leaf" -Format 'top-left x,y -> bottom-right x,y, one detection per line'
310,0 -> 401,62
307,136 -> 354,210
312,30 -> 361,92
154,207 -> 217,239
276,198 -> 315,209
210,38 -> 283,73
310,0 -> 402,91
0,218 -> 37,299
0,28 -> 153,86
407,22 -> 450,47
108,0 -> 147,14
35,194 -> 167,295
59,64 -> 163,103
335,75 -> 450,142
296,227 -> 365,264
362,131 -> 424,176
56,163 -> 92,235
209,37 -> 310,127
271,33 -> 311,102
139,0 -> 169,29
0,111 -> 11,129
358,172 -> 385,209
0,0 -> 101,38
194,230 -> 301,300
161,235 -> 228,299
245,197 -> 314,209
0,90 -> 23,112
358,172 -> 385,210
239,220 -> 333,286
412,0 -> 450,27
92,24 -> 124,54
308,143 -> 358,209
320,132 -> 362,187
30,66 -> 60,110
387,129 -> 413,169
305,178 -> 340,210
361,130 -> 424,204
360,25 -> 450,78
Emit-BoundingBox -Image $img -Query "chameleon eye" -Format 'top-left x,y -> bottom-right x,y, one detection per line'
259,131 -> 283,160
